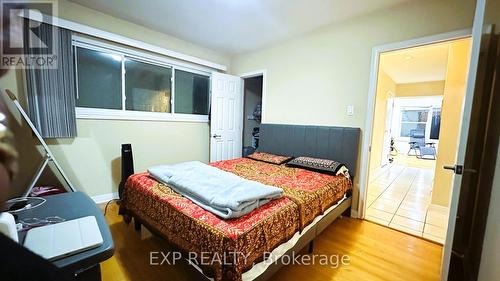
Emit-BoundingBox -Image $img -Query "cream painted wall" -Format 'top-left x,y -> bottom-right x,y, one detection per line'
431,39 -> 471,207
231,0 -> 475,127
368,70 -> 395,173
485,0 -> 500,28
230,0 -> 477,210
48,120 -> 209,197
0,0 -> 230,198
396,80 -> 446,97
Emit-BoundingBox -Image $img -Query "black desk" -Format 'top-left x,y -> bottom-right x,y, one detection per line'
16,192 -> 114,280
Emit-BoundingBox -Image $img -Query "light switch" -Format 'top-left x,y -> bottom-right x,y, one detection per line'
347,105 -> 354,116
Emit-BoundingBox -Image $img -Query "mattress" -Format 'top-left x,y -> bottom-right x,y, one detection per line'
122,173 -> 300,281
210,158 -> 352,229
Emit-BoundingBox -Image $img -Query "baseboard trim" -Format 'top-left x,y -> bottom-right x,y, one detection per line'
350,209 -> 359,219
428,203 -> 449,212
91,192 -> 119,204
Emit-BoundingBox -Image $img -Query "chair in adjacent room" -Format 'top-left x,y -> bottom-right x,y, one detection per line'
408,129 -> 436,160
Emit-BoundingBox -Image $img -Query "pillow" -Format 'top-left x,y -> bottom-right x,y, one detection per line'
245,152 -> 293,165
286,156 -> 350,178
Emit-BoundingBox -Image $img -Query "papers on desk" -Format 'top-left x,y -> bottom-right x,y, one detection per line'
24,216 -> 103,261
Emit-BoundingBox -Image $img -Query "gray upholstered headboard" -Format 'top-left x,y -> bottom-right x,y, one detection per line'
258,124 -> 361,177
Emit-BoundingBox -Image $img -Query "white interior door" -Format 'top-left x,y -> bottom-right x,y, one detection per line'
381,96 -> 394,166
210,72 -> 243,162
440,0 -> 486,279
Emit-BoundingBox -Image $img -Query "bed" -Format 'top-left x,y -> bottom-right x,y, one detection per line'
210,157 -> 352,229
120,124 -> 361,281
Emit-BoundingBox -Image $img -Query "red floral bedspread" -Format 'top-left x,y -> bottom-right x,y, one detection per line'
122,157 -> 351,280
122,172 -> 299,281
210,157 -> 352,229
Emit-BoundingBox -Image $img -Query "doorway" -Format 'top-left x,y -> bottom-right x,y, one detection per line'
240,71 -> 266,156
364,38 -> 472,244
242,76 -> 263,156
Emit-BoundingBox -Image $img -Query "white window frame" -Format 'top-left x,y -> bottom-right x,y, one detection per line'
391,96 -> 443,143
73,35 -> 211,123
397,107 -> 433,140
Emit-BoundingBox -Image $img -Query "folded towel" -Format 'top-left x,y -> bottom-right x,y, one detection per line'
148,161 -> 283,219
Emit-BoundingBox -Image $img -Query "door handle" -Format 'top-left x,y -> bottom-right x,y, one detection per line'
443,164 -> 477,175
212,134 -> 221,138
443,165 -> 463,174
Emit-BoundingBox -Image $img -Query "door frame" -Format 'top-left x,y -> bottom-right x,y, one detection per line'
358,28 -> 472,220
239,69 -> 268,124
380,94 -> 394,167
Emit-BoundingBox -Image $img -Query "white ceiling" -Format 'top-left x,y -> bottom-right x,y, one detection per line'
68,0 -> 409,55
380,42 -> 451,84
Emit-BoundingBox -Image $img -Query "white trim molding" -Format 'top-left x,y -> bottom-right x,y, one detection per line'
18,10 -> 227,71
91,192 -> 119,204
350,210 -> 359,219
76,107 -> 209,123
239,70 -> 268,123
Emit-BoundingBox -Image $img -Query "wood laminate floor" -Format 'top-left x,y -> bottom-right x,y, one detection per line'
100,202 -> 443,281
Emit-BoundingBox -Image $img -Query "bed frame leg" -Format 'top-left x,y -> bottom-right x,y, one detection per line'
134,218 -> 141,231
308,240 -> 314,253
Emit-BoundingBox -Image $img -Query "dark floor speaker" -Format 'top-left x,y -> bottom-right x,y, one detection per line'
118,143 -> 134,200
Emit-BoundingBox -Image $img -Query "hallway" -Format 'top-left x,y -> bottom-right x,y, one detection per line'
365,157 -> 449,244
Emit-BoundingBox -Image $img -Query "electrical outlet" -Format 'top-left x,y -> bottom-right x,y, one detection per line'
347,105 -> 354,116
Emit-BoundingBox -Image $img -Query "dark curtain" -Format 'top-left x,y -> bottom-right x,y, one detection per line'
430,108 -> 441,140
24,19 -> 77,138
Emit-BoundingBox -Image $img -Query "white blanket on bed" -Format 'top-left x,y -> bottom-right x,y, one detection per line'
148,161 -> 283,219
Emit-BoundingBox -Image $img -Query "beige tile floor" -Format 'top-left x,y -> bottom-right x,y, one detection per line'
365,155 -> 450,244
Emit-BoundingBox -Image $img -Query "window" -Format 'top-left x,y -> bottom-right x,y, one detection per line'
75,47 -> 122,110
399,109 -> 428,137
73,37 -> 211,122
393,97 -> 443,141
174,69 -> 210,115
125,59 -> 172,113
